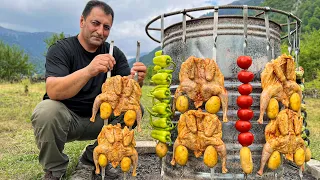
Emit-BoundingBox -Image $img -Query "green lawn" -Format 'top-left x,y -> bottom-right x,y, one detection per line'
0,81 -> 154,179
0,81 -> 319,179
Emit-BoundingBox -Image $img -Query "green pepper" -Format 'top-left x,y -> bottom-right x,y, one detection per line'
148,85 -> 171,99
149,115 -> 175,130
151,73 -> 172,85
155,50 -> 163,57
157,69 -> 174,74
147,106 -> 172,118
153,55 -> 176,69
152,102 -> 172,115
152,98 -> 171,106
153,65 -> 162,72
151,129 -> 172,144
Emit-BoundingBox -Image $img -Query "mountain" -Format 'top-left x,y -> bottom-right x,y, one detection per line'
201,0 -> 265,17
128,46 -> 161,68
127,52 -> 148,66
0,26 -> 54,74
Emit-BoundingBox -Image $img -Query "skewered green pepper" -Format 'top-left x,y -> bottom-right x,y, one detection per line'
153,55 -> 176,69
148,85 -> 171,99
149,116 -> 175,130
157,69 -> 174,74
152,102 -> 172,114
153,65 -> 162,72
151,73 -> 172,85
151,129 -> 172,144
147,106 -> 172,118
155,50 -> 163,57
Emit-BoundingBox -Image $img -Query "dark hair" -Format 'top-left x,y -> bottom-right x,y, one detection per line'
82,0 -> 114,21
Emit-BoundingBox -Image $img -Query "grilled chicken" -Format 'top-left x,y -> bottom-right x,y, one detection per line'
258,54 -> 302,124
171,109 -> 228,173
257,109 -> 305,175
174,56 -> 229,122
93,124 -> 138,176
91,75 -> 142,131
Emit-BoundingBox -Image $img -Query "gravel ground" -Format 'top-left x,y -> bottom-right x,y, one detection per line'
75,153 -> 316,180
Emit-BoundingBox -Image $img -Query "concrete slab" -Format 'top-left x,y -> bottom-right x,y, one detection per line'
306,159 -> 320,180
135,140 -> 156,154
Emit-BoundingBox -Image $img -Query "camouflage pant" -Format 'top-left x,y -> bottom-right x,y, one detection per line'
31,99 -> 139,177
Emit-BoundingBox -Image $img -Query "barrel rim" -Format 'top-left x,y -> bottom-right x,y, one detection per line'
145,5 -> 301,43
163,15 -> 282,36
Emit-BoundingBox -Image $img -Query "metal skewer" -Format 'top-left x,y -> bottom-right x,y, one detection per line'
100,41 -> 114,180
128,41 -> 140,131
104,40 -> 114,127
134,41 -> 140,82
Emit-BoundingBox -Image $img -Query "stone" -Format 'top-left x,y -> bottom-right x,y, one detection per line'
306,159 -> 320,180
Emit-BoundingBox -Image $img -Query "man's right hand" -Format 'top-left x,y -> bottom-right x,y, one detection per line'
86,54 -> 116,77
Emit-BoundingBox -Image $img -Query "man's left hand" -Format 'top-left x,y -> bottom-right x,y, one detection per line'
130,62 -> 147,85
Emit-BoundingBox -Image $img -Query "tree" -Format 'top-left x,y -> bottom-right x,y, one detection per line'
0,41 -> 34,81
44,32 -> 66,55
299,29 -> 320,81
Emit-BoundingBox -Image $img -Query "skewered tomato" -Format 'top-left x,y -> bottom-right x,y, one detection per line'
237,109 -> 254,121
238,83 -> 253,95
237,95 -> 253,109
235,120 -> 252,133
238,70 -> 254,84
238,132 -> 254,147
237,56 -> 252,69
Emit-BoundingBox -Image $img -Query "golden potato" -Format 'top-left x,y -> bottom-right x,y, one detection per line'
156,142 -> 168,158
305,147 -> 312,162
267,98 -> 279,119
289,93 -> 301,112
203,145 -> 218,168
294,147 -> 305,166
240,147 -> 253,174
205,96 -> 221,114
268,151 -> 281,170
124,110 -> 136,127
98,154 -> 108,167
175,145 -> 188,166
121,157 -> 132,172
100,102 -> 112,119
176,95 -> 189,113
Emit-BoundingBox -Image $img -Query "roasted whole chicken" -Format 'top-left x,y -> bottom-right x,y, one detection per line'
90,75 -> 143,131
93,123 -> 138,176
171,109 -> 228,173
257,54 -> 302,124
257,109 -> 305,175
173,56 -> 228,122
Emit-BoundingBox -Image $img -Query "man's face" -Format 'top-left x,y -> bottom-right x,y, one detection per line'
80,7 -> 113,48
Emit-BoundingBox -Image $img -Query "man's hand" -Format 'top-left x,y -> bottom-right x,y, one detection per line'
86,54 -> 116,77
131,62 -> 147,85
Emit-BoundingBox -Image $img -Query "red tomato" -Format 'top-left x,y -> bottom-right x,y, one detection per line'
237,95 -> 253,109
237,56 -> 252,69
238,70 -> 254,84
238,132 -> 254,146
238,83 -> 252,95
235,120 -> 252,133
237,108 -> 254,121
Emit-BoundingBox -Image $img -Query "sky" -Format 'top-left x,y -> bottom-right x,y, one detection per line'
0,0 -> 235,59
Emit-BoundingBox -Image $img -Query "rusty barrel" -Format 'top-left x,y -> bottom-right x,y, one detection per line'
160,16 -> 283,179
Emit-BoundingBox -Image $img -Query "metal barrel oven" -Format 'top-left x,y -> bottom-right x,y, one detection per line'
146,5 -> 301,179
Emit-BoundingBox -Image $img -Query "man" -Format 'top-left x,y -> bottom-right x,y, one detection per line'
31,1 -> 147,179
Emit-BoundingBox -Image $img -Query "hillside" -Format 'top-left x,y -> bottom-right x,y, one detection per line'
0,26 -> 54,74
201,0 -> 265,17
128,46 -> 161,68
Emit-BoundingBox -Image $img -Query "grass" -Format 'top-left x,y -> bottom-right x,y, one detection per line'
303,98 -> 320,160
0,81 -> 154,180
0,82 -> 319,179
